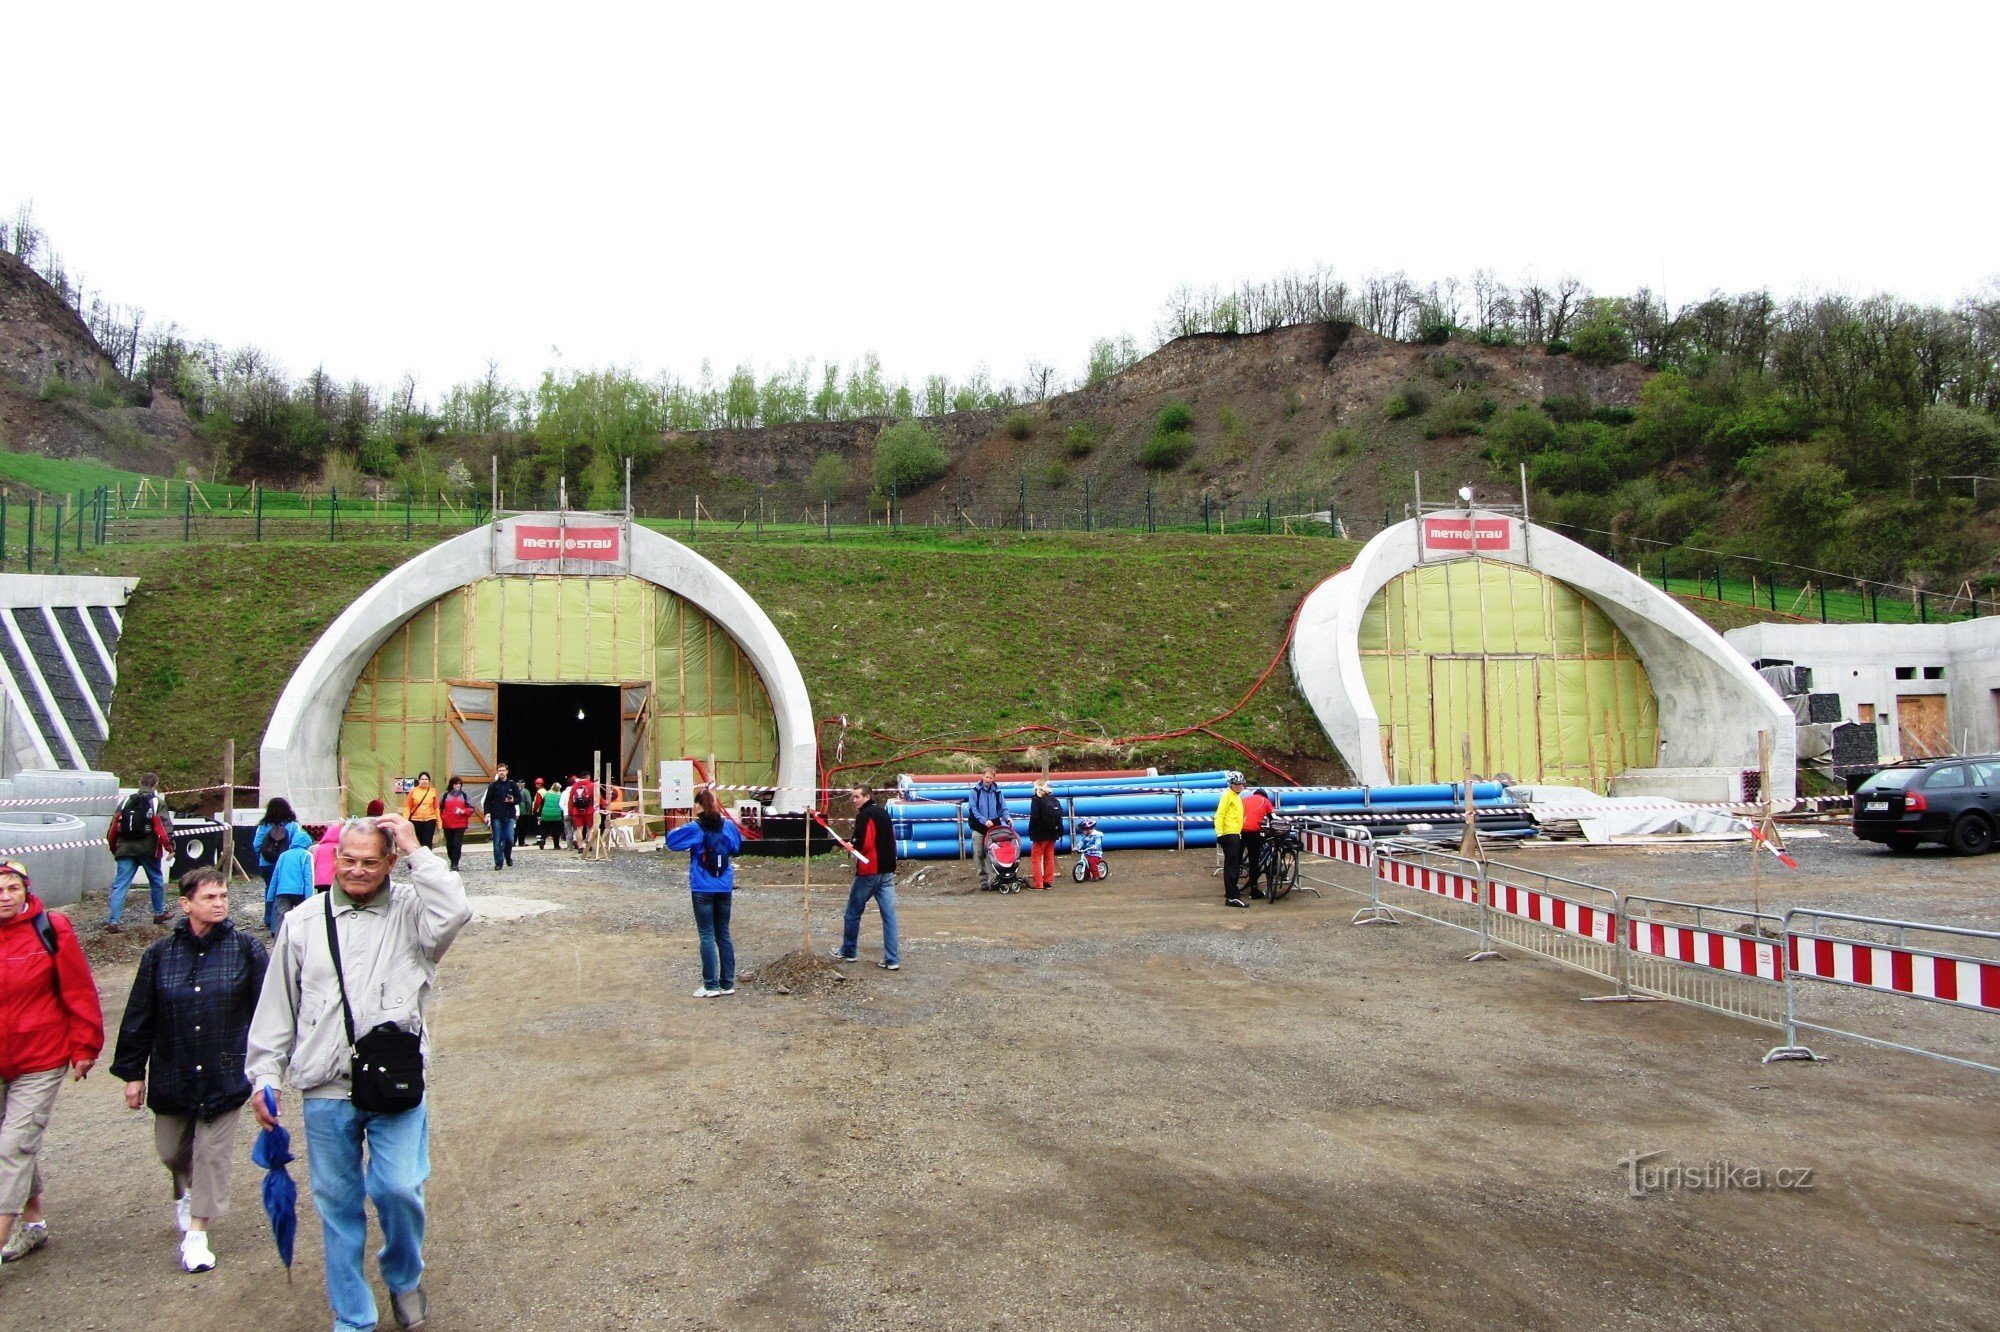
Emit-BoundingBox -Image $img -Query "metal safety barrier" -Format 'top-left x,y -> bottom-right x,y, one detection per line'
1371,842 -> 1498,959
1623,896 -> 1787,1028
1484,861 -> 1626,994
1765,910 -> 2000,1073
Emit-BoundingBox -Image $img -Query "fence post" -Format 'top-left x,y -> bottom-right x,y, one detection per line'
1084,478 -> 1093,532
183,481 -> 192,541
823,499 -> 831,542
1174,790 -> 1185,852
1018,476 -> 1027,533
255,483 -> 263,541
1919,590 -> 1928,623
890,480 -> 898,533
1818,582 -> 1827,623
1328,497 -> 1337,537
405,486 -> 413,541
329,485 -> 338,543
52,502 -> 62,571
1265,498 -> 1273,534
1145,485 -> 1154,533
1,489 -> 7,566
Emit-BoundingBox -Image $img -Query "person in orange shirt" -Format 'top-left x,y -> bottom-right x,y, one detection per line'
1240,785 -> 1276,900
401,773 -> 440,850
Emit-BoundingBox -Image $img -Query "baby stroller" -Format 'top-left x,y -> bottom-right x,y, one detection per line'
1070,818 -> 1110,882
984,822 -> 1024,893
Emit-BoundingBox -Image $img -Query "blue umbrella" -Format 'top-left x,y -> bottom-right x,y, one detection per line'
250,1087 -> 297,1279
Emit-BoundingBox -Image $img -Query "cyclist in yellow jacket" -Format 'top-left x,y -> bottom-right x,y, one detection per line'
1214,772 -> 1247,908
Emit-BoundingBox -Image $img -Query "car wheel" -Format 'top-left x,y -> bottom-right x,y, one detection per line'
1948,814 -> 1994,856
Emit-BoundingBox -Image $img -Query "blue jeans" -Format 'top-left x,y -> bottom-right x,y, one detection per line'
690,891 -> 734,989
490,815 -> 516,867
108,856 -> 165,922
266,893 -> 305,936
840,873 -> 898,965
303,1097 -> 431,1332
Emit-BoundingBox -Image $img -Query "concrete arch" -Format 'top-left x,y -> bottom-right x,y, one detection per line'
260,517 -> 816,818
1290,515 -> 1795,802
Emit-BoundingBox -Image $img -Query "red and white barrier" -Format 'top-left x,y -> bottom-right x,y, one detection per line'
1489,881 -> 1617,944
1631,920 -> 1784,981
1301,827 -> 1373,868
1787,935 -> 2000,1012
1376,855 -> 1480,904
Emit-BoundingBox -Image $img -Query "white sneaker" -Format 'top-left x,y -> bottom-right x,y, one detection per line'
693,987 -> 719,998
715,985 -> 737,995
180,1230 -> 215,1273
175,1191 -> 191,1233
1,1219 -> 48,1262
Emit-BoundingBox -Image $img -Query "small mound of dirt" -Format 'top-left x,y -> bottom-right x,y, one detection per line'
746,948 -> 849,995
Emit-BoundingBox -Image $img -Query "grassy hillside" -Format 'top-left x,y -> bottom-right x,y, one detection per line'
70,530 -> 1807,800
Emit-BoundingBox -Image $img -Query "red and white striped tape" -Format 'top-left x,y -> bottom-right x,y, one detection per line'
0,837 -> 120,855
1629,920 -> 1784,980
0,783 -> 228,809
1487,880 -> 1617,943
1375,855 -> 1480,904
1301,828 -> 1374,867
1787,935 -> 2000,1012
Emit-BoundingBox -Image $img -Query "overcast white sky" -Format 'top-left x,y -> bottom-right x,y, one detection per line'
7,2 -> 1995,399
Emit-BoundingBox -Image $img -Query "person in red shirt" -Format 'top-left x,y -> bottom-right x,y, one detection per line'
830,786 -> 900,970
1240,786 -> 1276,901
0,860 -> 105,1263
438,777 -> 477,872
568,775 -> 597,853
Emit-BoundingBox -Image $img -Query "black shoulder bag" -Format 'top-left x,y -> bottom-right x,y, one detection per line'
323,894 -> 426,1113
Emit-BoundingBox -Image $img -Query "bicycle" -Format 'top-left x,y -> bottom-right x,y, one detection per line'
1258,817 -> 1304,901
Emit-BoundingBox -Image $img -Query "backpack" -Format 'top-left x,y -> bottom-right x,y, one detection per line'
263,822 -> 291,858
699,830 -> 731,878
570,781 -> 594,814
116,792 -> 154,841
33,911 -> 59,957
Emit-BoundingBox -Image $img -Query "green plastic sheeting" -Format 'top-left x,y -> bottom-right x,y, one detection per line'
340,575 -> 778,813
1358,560 -> 1658,790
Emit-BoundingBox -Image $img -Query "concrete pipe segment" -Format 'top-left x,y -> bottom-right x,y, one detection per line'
0,811 -> 92,908
8,769 -> 120,891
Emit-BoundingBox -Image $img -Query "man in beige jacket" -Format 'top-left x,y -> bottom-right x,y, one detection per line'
247,813 -> 471,1332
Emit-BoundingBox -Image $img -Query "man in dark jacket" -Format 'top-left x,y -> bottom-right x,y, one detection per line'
111,867 -> 268,1272
482,764 -> 522,870
832,786 -> 899,970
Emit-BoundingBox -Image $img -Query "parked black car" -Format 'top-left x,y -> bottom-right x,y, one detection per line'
1852,756 -> 2000,855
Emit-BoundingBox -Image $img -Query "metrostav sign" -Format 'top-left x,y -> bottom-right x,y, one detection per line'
512,525 -> 621,561
1421,516 -> 1511,552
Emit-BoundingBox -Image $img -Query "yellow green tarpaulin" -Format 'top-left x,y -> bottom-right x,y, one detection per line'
339,575 -> 778,813
1357,560 -> 1657,790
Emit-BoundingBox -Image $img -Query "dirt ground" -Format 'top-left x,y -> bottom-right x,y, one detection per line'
11,828 -> 2000,1330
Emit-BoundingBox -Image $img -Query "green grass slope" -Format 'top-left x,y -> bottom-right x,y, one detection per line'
66,531 -> 1797,800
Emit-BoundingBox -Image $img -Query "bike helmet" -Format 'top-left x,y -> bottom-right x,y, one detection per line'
1225,770 -> 1245,785
1077,817 -> 1097,831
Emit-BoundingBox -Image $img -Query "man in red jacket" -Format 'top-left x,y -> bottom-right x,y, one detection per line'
831,786 -> 900,970
0,861 -> 105,1264
1240,786 -> 1276,901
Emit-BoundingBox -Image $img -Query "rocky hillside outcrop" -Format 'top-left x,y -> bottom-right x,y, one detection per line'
0,251 -> 195,474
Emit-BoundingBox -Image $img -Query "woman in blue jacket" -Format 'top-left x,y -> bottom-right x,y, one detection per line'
249,797 -> 306,890
664,790 -> 744,999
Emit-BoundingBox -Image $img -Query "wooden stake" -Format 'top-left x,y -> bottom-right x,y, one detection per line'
801,816 -> 813,951
1458,732 -> 1480,859
220,738 -> 243,881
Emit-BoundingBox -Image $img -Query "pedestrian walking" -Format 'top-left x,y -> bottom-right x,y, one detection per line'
665,790 -> 744,998
482,764 -> 521,869
536,782 -> 564,850
831,786 -> 899,970
265,839 -> 314,936
311,822 -> 343,893
967,768 -> 1008,891
1026,780 -> 1064,891
0,860 -> 105,1267
401,774 -> 439,850
568,774 -> 597,853
438,778 -> 476,872
1240,785 -> 1275,902
106,773 -> 172,931
1215,772 -> 1247,908
247,813 -> 473,1332
252,798 -> 307,894
110,867 -> 269,1273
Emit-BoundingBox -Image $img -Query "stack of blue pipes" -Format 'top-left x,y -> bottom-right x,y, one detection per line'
888,770 -> 1531,859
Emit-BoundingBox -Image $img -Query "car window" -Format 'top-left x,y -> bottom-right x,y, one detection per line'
1922,765 -> 1968,790
1971,761 -> 2000,788
1858,769 -> 1921,792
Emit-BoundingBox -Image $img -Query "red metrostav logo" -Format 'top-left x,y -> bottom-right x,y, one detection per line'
512,525 -> 621,561
1421,516 -> 1511,551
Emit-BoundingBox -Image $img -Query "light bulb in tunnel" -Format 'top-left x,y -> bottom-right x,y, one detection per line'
576,708 -> 586,720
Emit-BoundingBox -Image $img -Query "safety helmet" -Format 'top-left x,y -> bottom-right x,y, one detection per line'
1077,818 -> 1097,831
1225,770 -> 1245,786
